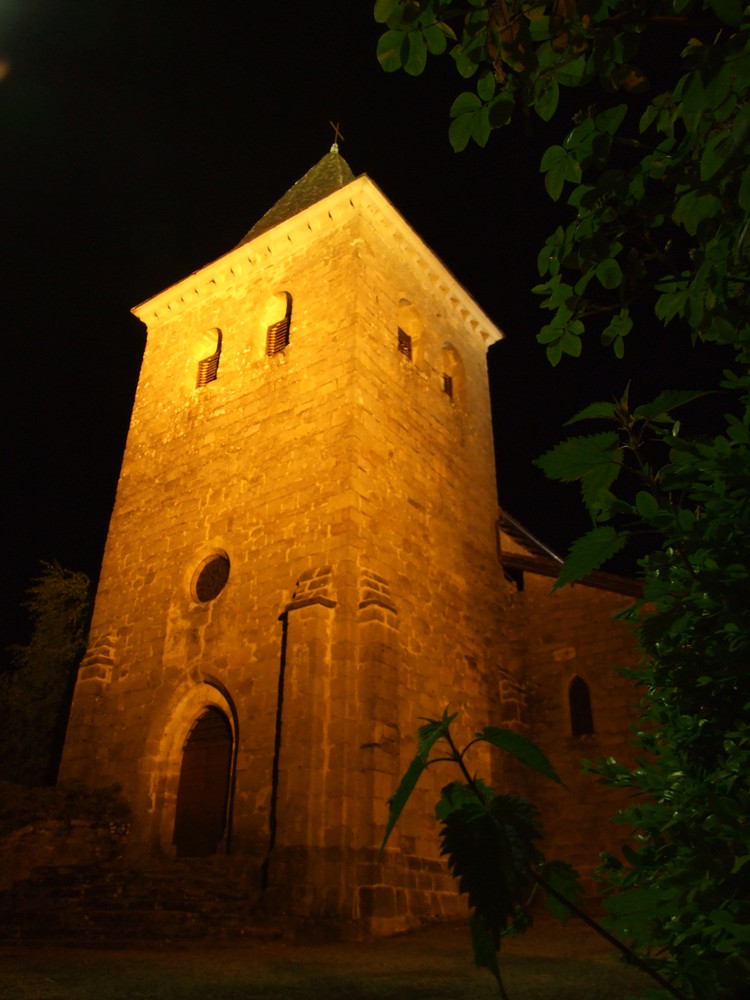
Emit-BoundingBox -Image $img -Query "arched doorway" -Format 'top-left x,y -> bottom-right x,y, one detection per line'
173,706 -> 233,857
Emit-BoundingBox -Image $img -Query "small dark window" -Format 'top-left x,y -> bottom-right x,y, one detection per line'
197,330 -> 222,388
442,373 -> 453,399
397,327 -> 412,360
569,676 -> 594,736
193,553 -> 230,603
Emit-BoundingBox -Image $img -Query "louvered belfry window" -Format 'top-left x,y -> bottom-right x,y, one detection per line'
265,292 -> 293,357
265,316 -> 290,356
442,373 -> 454,399
397,327 -> 412,361
196,330 -> 222,388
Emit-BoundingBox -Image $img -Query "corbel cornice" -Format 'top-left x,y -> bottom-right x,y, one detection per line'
131,175 -> 504,349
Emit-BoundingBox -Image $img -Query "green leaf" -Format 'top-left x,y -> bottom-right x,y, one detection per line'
438,787 -> 541,944
478,727 -> 563,784
564,401 -> 618,425
374,0 -> 399,24
471,107 -> 491,147
709,0 -> 743,24
700,131 -> 735,182
379,754 -> 427,856
377,29 -> 408,72
379,710 -> 455,856
561,327 -> 583,357
639,103 -> 658,134
553,526 -> 629,589
437,20 -> 457,42
677,507 -> 694,532
595,104 -> 627,136
604,887 -> 663,932
535,77 -> 560,122
546,339 -> 563,365
477,68 -> 495,101
424,23 -> 448,55
528,15 -> 550,41
453,44 -> 480,79
673,189 -> 723,237
581,452 -> 623,515
535,431 -> 621,482
539,145 -> 566,171
596,257 -> 623,289
635,490 -> 659,519
450,91 -> 482,117
601,310 -> 633,353
488,95 -> 514,128
404,30 -> 428,76
557,55 -> 588,87
545,163 -> 566,201
449,113 -> 476,152
633,390 -> 708,420
417,709 -> 457,757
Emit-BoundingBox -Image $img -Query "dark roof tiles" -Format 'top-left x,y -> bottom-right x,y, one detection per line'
238,145 -> 356,246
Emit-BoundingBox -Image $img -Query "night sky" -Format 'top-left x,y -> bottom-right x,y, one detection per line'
1,2 -> 726,655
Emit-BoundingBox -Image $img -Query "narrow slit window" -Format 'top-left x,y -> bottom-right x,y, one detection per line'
569,676 -> 594,736
196,330 -> 222,388
442,373 -> 453,399
397,327 -> 412,361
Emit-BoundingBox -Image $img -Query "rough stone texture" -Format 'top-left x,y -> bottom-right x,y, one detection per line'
501,572 -> 641,896
0,821 -> 124,893
56,165 -> 641,935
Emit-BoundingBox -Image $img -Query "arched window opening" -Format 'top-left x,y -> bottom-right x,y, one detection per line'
264,291 -> 292,356
196,328 -> 222,388
569,675 -> 594,736
397,327 -> 412,360
173,706 -> 233,857
397,300 -> 423,363
441,343 -> 466,407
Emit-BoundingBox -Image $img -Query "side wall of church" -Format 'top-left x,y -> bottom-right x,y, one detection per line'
502,574 -> 641,896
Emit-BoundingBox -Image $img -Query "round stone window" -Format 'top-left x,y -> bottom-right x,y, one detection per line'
191,552 -> 230,603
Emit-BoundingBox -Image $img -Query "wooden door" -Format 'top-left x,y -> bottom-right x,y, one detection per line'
173,707 -> 232,857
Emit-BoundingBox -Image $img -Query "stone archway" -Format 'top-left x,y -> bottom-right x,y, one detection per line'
173,706 -> 233,857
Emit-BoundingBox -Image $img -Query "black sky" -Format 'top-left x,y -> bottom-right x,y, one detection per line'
1,1 -> 726,654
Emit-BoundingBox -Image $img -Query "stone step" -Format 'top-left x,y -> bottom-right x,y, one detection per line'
0,859 -> 282,946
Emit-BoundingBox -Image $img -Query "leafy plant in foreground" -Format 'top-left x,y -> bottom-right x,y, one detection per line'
374,2 -> 750,996
537,376 -> 750,998
380,711 -> 688,1000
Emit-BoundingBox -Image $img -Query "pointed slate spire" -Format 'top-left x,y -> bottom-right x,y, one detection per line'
238,145 -> 356,246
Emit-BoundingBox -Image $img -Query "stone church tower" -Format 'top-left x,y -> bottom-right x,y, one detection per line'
59,146 -> 639,933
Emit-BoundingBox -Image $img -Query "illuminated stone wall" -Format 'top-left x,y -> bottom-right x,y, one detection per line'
60,171 -> 640,933
501,571 -> 641,898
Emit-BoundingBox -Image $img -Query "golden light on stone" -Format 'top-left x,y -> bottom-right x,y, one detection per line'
59,148 -> 641,935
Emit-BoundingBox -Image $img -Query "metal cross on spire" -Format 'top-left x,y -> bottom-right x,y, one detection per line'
329,121 -> 345,152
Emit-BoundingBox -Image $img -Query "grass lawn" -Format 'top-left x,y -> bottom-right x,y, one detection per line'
0,918 -> 653,999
